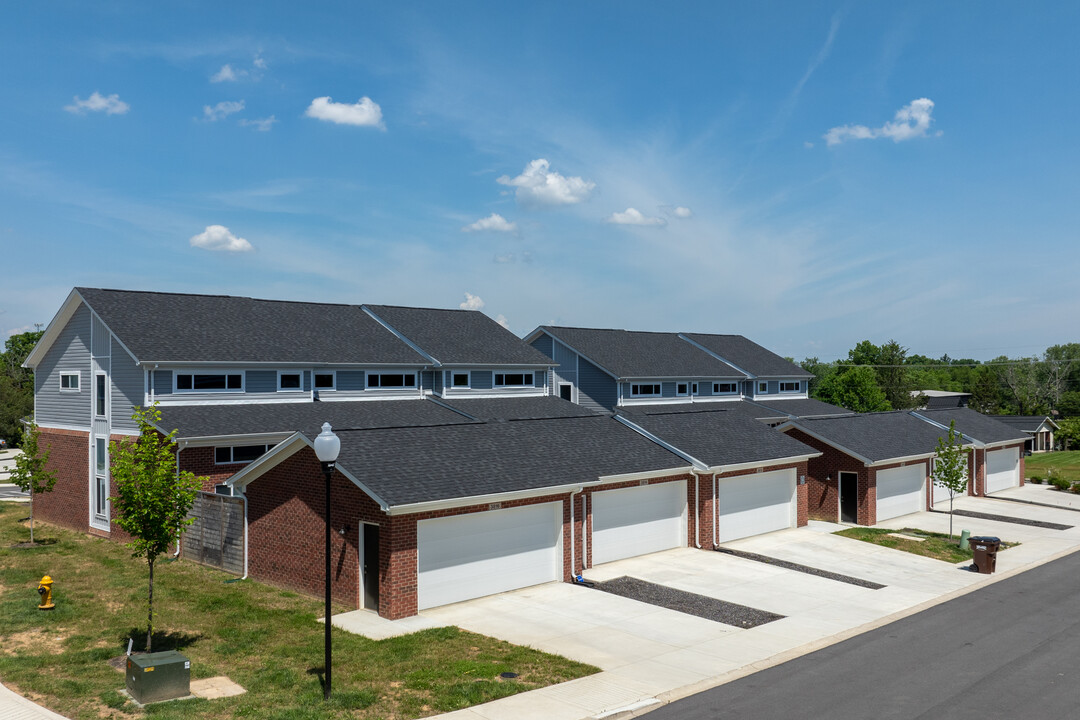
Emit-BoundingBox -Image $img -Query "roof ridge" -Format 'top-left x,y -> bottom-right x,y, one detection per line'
79,286 -> 364,309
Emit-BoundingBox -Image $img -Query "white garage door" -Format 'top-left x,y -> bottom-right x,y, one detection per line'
986,447 -> 1020,494
591,481 -> 686,565
877,464 -> 925,521
931,458 -> 969,506
417,502 -> 562,610
716,468 -> 797,543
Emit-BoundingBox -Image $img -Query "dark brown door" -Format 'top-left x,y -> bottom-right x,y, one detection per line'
362,524 -> 380,611
840,472 -> 858,523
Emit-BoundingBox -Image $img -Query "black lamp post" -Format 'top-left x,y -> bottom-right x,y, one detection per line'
314,422 -> 340,701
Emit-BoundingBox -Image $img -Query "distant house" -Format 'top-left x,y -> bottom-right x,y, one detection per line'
994,416 -> 1059,453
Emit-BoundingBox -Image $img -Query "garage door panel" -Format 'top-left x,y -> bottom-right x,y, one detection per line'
717,469 -> 796,543
877,465 -> 925,521
592,481 -> 686,565
986,447 -> 1019,494
418,503 -> 561,610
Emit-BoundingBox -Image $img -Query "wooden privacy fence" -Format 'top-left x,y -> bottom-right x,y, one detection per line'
183,491 -> 245,576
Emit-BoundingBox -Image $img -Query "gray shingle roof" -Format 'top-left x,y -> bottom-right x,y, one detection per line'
539,326 -> 744,379
366,305 -> 553,367
334,415 -> 688,507
439,396 -> 604,421
620,404 -> 819,468
915,409 -> 1029,445
159,399 -> 471,440
786,411 -> 960,463
992,416 -> 1058,433
77,288 -> 427,365
681,333 -> 811,378
747,398 -> 854,420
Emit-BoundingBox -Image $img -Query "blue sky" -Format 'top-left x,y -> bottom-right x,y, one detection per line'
2,2 -> 1077,362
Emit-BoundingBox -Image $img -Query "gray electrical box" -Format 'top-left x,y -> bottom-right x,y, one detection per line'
125,650 -> 191,704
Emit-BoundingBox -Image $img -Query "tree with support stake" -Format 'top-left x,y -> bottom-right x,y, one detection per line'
933,420 -> 968,541
9,423 -> 58,545
110,404 -> 202,653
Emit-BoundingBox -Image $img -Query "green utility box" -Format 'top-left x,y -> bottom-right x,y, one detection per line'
125,651 -> 191,704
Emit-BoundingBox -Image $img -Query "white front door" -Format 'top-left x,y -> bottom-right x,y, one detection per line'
591,481 -> 687,565
876,464 -> 925,521
986,447 -> 1020,494
716,468 -> 797,543
417,502 -> 562,610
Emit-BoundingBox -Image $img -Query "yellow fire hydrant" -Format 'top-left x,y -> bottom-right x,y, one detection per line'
37,575 -> 55,610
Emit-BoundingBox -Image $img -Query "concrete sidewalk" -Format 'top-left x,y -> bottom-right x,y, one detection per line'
0,682 -> 69,720
332,487 -> 1080,720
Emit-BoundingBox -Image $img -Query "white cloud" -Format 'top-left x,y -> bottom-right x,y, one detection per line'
64,92 -> 129,115
459,292 -> 485,311
203,100 -> 245,121
495,314 -> 509,329
239,115 -> 277,131
253,55 -> 267,70
497,159 -> 595,206
189,225 -> 254,252
673,206 -> 693,218
825,98 -> 938,146
608,208 -> 666,226
463,213 -> 517,233
305,96 -> 384,128
211,64 -> 245,82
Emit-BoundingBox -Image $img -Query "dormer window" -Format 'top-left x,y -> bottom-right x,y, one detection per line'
676,382 -> 689,397
368,372 -> 416,389
176,373 -> 243,392
713,382 -> 737,394
780,381 -> 801,393
494,372 -> 533,388
278,372 -> 302,391
314,372 -> 335,390
451,371 -> 470,388
630,383 -> 661,398
758,381 -> 768,394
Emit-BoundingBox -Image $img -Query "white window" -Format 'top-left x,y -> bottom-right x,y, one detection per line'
314,372 -> 336,390
278,372 -> 303,391
676,382 -> 690,397
758,381 -> 768,394
215,444 -> 272,465
176,373 -> 244,393
780,381 -> 801,393
494,372 -> 533,387
691,382 -> 698,395
713,382 -> 738,395
95,373 -> 107,416
368,372 -> 417,389
631,383 -> 662,398
60,372 -> 80,391
94,437 -> 108,521
450,371 -> 470,388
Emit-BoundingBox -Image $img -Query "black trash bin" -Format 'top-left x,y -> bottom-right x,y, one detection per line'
970,536 -> 1001,574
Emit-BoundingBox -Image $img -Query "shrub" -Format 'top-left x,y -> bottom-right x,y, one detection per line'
1028,474 -> 1043,484
1071,483 -> 1080,495
1048,469 -> 1070,491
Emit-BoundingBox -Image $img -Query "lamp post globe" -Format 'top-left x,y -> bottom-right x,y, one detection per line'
315,422 -> 339,701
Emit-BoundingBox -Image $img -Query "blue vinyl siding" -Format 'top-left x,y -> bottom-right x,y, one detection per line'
35,303 -> 92,428
534,370 -> 545,388
530,334 -> 553,358
421,370 -> 434,391
471,370 -> 493,390
578,357 -> 617,411
153,370 -> 173,395
661,382 -> 676,398
337,370 -> 365,391
110,338 -> 142,433
247,370 -> 276,393
434,371 -> 444,393
303,371 -> 311,392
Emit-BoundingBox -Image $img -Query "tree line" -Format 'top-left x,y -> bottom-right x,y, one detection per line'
0,329 -> 43,446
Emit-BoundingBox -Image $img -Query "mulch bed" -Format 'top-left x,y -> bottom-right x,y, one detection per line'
715,547 -> 885,589
584,575 -> 784,628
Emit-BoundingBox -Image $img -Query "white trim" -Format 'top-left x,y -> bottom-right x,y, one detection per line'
60,371 -> 81,392
436,390 -> 547,401
447,370 -> 471,390
94,372 -> 108,418
710,453 -> 820,475
366,370 -> 418,390
313,369 -> 336,391
174,371 -> 246,394
629,382 -> 662,399
779,381 -> 801,393
214,443 -> 274,465
36,422 -> 91,433
359,521 -> 380,611
675,381 -> 690,397
166,432 -> 293,447
712,382 -> 739,395
493,371 -> 534,388
387,481 -> 602,516
757,381 -> 768,394
869,452 -> 937,468
595,466 -> 695,485
277,370 -> 304,392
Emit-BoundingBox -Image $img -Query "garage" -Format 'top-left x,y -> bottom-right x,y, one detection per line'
591,481 -> 686,565
930,458 -> 968,505
986,447 -> 1020,494
716,468 -> 797,543
876,464 -> 926,521
417,502 -> 563,610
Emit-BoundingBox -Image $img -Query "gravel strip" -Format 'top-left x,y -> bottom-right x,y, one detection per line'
942,508 -> 1072,530
585,575 -> 783,628
715,547 -> 885,590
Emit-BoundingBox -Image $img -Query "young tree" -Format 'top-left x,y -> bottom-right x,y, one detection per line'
8,423 -> 57,544
110,404 -> 202,652
932,420 -> 968,540
1056,418 -> 1080,451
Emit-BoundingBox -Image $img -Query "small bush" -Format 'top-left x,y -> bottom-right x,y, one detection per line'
1049,471 -> 1070,491
1070,483 -> 1080,495
1028,474 -> 1043,484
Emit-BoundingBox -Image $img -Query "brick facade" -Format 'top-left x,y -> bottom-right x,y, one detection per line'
693,463 -> 809,547
178,445 -> 252,491
35,428 -> 91,532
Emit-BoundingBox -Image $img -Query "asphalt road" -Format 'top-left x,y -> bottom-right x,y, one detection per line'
646,549 -> 1080,720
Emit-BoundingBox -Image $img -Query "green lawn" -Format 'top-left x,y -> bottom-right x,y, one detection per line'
1025,451 -> 1080,484
0,503 -> 597,719
835,526 -> 998,563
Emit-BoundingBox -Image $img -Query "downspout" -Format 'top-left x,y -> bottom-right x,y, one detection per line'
582,492 -> 589,569
150,364 -> 158,405
713,471 -> 720,548
240,489 -> 249,580
173,440 -> 188,557
691,470 -> 702,548
570,486 -> 583,580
